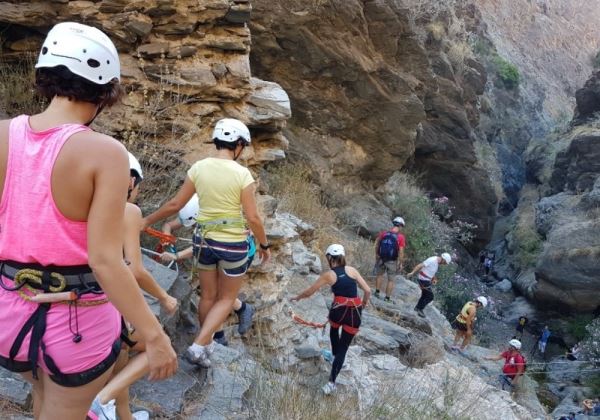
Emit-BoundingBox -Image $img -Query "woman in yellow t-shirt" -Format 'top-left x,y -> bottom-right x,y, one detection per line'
143,118 -> 270,368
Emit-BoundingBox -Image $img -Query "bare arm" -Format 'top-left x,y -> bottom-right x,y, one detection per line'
87,141 -> 176,380
124,204 -> 177,314
407,263 -> 424,277
161,245 -> 193,262
484,354 -> 504,361
374,236 -> 381,259
290,272 -> 335,301
241,182 -> 270,263
161,217 -> 183,235
143,177 -> 196,228
348,266 -> 371,307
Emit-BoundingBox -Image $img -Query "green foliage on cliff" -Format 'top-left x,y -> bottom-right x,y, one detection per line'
493,55 -> 520,89
514,225 -> 543,267
592,50 -> 600,68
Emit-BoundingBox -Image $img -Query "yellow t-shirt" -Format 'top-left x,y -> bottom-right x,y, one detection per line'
187,157 -> 254,242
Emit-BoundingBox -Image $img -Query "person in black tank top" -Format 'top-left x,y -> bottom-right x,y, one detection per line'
291,244 -> 371,395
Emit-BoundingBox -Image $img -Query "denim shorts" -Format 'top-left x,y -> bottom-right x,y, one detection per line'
197,238 -> 249,277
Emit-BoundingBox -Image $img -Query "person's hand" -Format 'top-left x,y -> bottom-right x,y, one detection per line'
259,248 -> 271,264
407,271 -> 415,277
160,252 -> 177,263
290,295 -> 300,302
160,294 -> 179,317
141,217 -> 150,231
432,277 -> 438,285
145,331 -> 178,381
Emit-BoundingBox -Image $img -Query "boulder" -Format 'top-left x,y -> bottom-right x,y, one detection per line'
494,278 -> 513,293
0,370 -> 31,409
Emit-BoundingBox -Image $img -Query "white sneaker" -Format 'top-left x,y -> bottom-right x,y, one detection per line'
88,397 -> 116,420
132,410 -> 150,420
322,382 -> 336,395
185,344 -> 211,368
206,340 -> 216,355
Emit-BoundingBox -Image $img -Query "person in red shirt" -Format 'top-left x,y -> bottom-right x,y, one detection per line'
484,339 -> 526,392
374,217 -> 406,302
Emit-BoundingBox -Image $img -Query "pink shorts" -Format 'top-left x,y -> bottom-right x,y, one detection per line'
0,276 -> 121,386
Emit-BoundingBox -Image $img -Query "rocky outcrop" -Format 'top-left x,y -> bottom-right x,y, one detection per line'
250,0 -> 498,246
0,0 -> 290,174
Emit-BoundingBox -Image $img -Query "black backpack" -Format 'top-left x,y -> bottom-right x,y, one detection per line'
378,231 -> 399,262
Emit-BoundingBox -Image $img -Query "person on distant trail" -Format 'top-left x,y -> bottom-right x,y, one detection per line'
451,296 -> 488,351
143,118 -> 270,368
0,22 -> 176,419
159,194 -> 255,344
406,253 -> 452,318
566,343 -> 581,361
537,325 -> 551,356
291,244 -> 371,395
484,339 -> 526,392
89,152 -> 179,420
374,217 -> 406,302
484,256 -> 493,276
515,314 -> 528,340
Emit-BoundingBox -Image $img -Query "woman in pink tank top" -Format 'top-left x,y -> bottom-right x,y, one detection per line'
0,22 -> 176,419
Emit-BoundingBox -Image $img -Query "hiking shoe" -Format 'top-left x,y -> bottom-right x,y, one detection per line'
214,335 -> 229,347
374,290 -> 381,299
321,349 -> 334,363
322,382 -> 337,395
415,308 -> 426,318
88,397 -> 116,420
185,345 -> 211,368
132,411 -> 150,420
237,303 -> 255,335
206,340 -> 217,355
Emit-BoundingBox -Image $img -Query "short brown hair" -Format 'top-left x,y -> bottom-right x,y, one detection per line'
35,66 -> 122,107
327,255 -> 346,268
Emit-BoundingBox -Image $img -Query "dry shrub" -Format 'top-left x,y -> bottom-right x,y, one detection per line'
446,41 -> 473,78
0,53 -> 47,117
403,335 -> 445,368
426,21 -> 446,41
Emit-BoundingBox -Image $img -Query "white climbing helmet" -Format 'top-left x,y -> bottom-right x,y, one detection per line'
36,22 -> 120,84
212,118 -> 251,145
393,216 -> 405,227
326,244 -> 345,257
441,252 -> 452,264
475,296 -> 488,308
178,194 -> 199,228
128,152 -> 143,180
509,339 -> 522,350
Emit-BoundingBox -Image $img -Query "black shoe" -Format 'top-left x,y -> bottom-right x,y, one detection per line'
415,308 -> 426,318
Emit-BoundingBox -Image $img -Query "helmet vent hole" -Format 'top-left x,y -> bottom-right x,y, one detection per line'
98,75 -> 103,80
107,60 -> 110,64
53,41 -> 57,45
41,47 -> 48,55
83,49 -> 87,53
224,131 -> 231,135
87,58 -> 100,68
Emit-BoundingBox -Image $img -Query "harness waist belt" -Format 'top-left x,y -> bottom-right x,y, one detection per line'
0,261 -> 99,292
333,296 -> 362,306
418,271 -> 432,281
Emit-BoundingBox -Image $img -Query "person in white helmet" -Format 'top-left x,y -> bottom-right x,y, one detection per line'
143,118 -> 270,368
484,339 -> 526,391
0,22 -> 176,419
291,244 -> 371,395
451,296 -> 488,351
407,253 -> 452,317
88,153 -> 179,420
374,216 -> 406,302
160,194 -> 256,345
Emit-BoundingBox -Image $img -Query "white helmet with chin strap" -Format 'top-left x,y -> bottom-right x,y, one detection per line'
475,296 -> 488,307
36,22 -> 120,85
212,118 -> 251,145
128,152 -> 143,181
179,194 -> 199,228
509,339 -> 522,350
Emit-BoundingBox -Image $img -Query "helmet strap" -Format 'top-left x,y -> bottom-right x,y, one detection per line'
85,103 -> 105,127
233,142 -> 245,161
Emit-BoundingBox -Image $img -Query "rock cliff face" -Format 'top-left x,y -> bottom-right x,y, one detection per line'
250,0 -> 498,246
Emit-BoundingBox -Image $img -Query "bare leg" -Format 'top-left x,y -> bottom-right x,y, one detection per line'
38,366 -> 114,420
385,277 -> 394,298
194,271 -> 243,346
198,270 -> 218,325
453,330 -> 464,346
461,330 -> 473,349
98,354 -> 148,405
232,298 -> 242,311
20,372 -> 43,419
375,274 -> 383,293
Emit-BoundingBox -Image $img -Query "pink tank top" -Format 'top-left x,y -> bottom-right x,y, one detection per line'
0,115 -> 90,266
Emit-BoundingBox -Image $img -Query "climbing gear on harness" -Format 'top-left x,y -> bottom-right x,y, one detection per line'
0,261 -> 114,382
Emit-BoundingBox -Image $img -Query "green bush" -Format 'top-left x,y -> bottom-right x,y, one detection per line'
567,314 -> 594,341
493,55 -> 520,89
514,226 -> 543,268
592,50 -> 600,68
